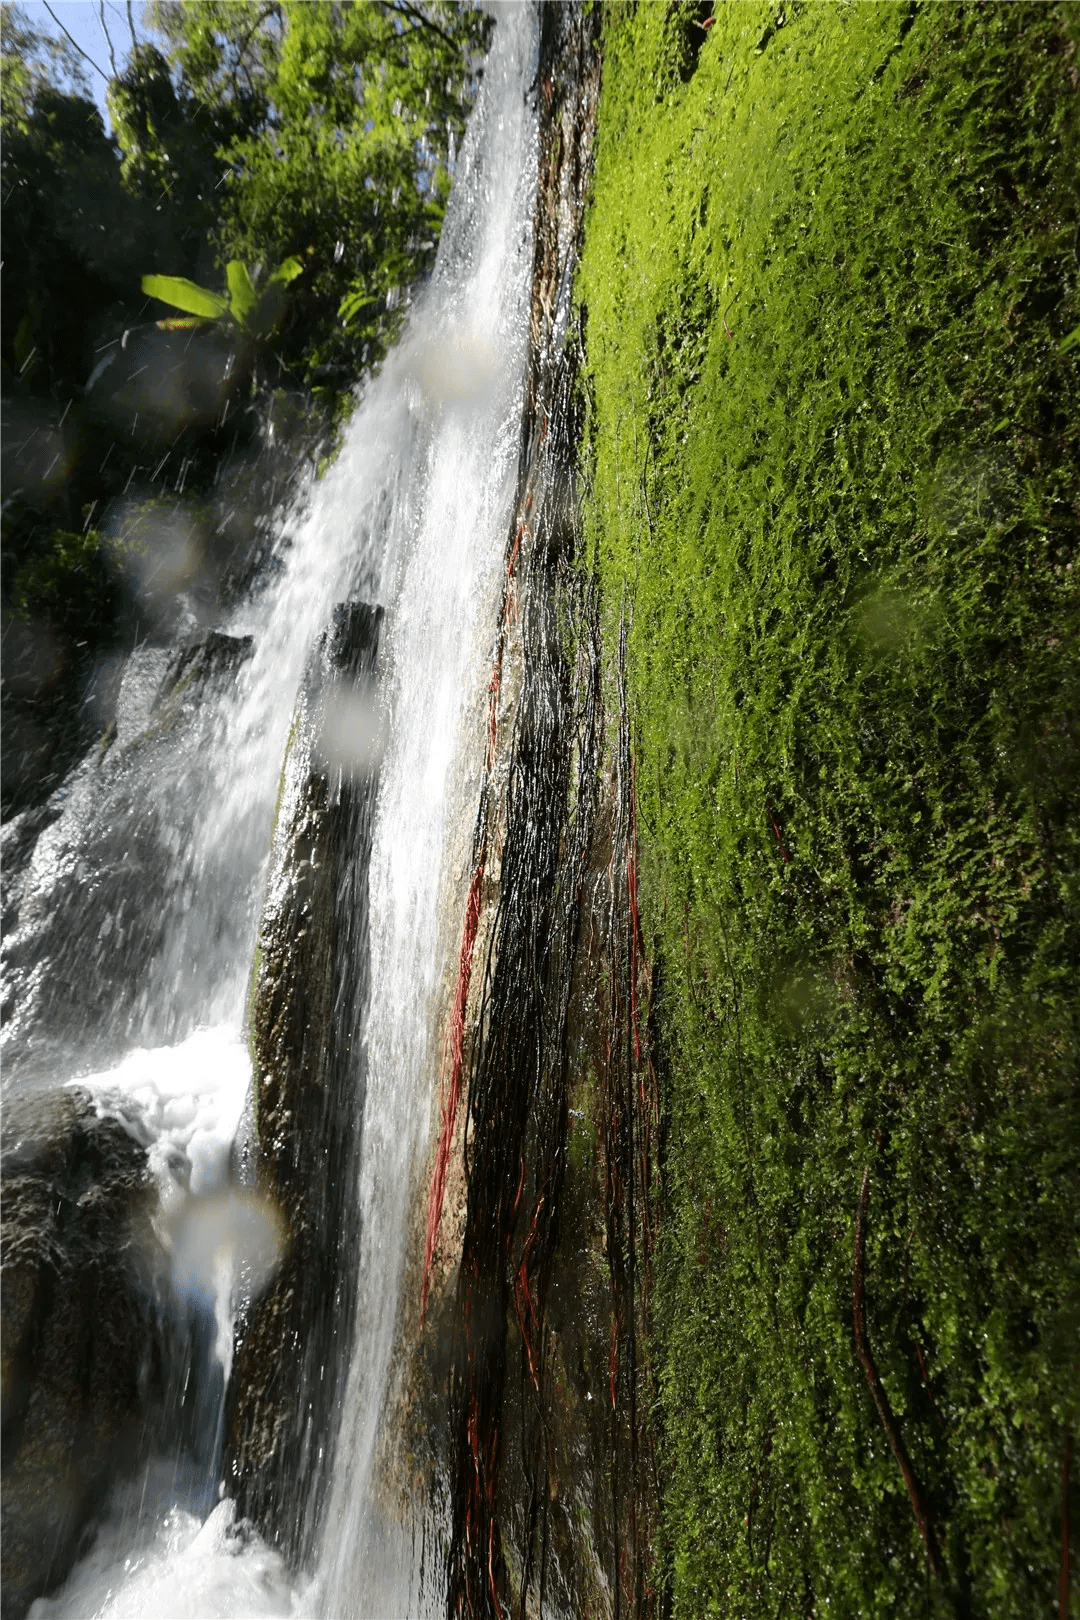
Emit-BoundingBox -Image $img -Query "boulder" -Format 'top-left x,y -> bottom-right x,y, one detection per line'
0,1089 -> 185,1620
222,601 -> 383,1565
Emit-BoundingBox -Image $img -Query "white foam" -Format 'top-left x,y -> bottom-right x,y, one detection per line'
72,1025 -> 251,1203
69,1027 -> 281,1380
26,1465 -> 306,1620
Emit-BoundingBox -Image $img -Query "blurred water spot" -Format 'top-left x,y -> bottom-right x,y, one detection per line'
114,499 -> 207,618
1,400 -> 73,499
167,1190 -> 285,1376
93,325 -> 234,438
405,333 -> 499,406
1,614 -> 65,699
856,584 -> 925,655
316,680 -> 388,779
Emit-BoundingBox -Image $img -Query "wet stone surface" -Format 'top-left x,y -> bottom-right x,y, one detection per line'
0,1089 -> 191,1620
222,600 -> 383,1567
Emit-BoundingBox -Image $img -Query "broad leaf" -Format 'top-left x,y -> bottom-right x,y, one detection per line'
141,274 -> 229,320
267,255 -> 304,289
226,259 -> 258,325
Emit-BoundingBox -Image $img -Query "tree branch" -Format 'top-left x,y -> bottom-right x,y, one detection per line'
227,1 -> 276,108
389,1 -> 458,53
125,0 -> 138,54
99,1 -> 118,77
853,1164 -> 946,1582
41,1 -> 107,81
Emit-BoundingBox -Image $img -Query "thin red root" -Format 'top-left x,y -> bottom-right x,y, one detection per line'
421,853 -> 486,1325
468,1396 -> 480,1476
610,1312 -> 620,1410
767,804 -> 790,864
488,1517 -> 499,1616
513,1195 -> 546,1390
514,1271 -> 539,1390
628,752 -> 647,1063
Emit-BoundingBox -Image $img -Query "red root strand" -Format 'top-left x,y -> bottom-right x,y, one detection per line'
510,1157 -> 526,1227
610,1312 -> 620,1411
513,1275 -> 538,1390
421,853 -> 486,1325
767,803 -> 790,864
853,1165 -> 944,1581
627,753 -> 646,1063
487,652 -> 504,770
468,1397 -> 480,1477
513,1196 -> 545,1390
488,1517 -> 499,1617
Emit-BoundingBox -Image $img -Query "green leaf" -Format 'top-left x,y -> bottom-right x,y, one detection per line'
338,286 -> 377,327
226,259 -> 258,325
267,255 -> 304,289
1057,323 -> 1080,356
141,273 -> 229,320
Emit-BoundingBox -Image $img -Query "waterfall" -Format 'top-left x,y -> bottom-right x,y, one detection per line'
11,8 -> 538,1615
309,8 -> 538,1611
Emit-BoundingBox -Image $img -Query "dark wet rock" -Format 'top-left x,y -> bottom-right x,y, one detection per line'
0,1089 -> 180,1620
158,629 -> 254,704
0,611 -> 118,824
436,10 -> 622,1614
0,798 -> 65,944
222,600 -> 383,1565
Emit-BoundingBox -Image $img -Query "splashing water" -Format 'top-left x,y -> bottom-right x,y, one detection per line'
23,6 -> 538,1616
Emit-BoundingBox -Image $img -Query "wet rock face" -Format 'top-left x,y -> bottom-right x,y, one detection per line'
439,7 -> 610,1615
223,600 -> 383,1566
0,630 -> 253,1083
0,1090 -> 177,1620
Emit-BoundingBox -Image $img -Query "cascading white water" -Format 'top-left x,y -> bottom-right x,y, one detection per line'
313,10 -> 538,1613
24,7 -> 538,1616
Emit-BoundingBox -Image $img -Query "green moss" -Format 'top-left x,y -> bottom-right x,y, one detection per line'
579,2 -> 1079,1614
13,526 -> 127,638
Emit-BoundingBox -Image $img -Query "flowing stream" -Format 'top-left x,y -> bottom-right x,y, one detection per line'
17,8 -> 538,1614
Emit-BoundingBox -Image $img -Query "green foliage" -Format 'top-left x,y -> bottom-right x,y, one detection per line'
0,68 -> 142,394
14,528 -> 128,641
142,256 -> 301,335
579,2 -> 1080,1614
107,41 -> 220,244
146,0 -> 492,383
0,3 -> 90,119
1,1 -> 488,814
3,1 -> 489,401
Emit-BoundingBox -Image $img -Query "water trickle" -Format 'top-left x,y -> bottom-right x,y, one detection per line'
12,7 -> 539,1615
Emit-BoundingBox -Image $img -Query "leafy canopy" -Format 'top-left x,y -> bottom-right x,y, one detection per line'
139,0 -> 492,385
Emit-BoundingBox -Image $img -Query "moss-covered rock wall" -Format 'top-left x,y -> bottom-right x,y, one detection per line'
578,3 -> 1080,1613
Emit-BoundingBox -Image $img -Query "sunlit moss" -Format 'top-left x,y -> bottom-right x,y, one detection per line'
579,2 -> 1079,1613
